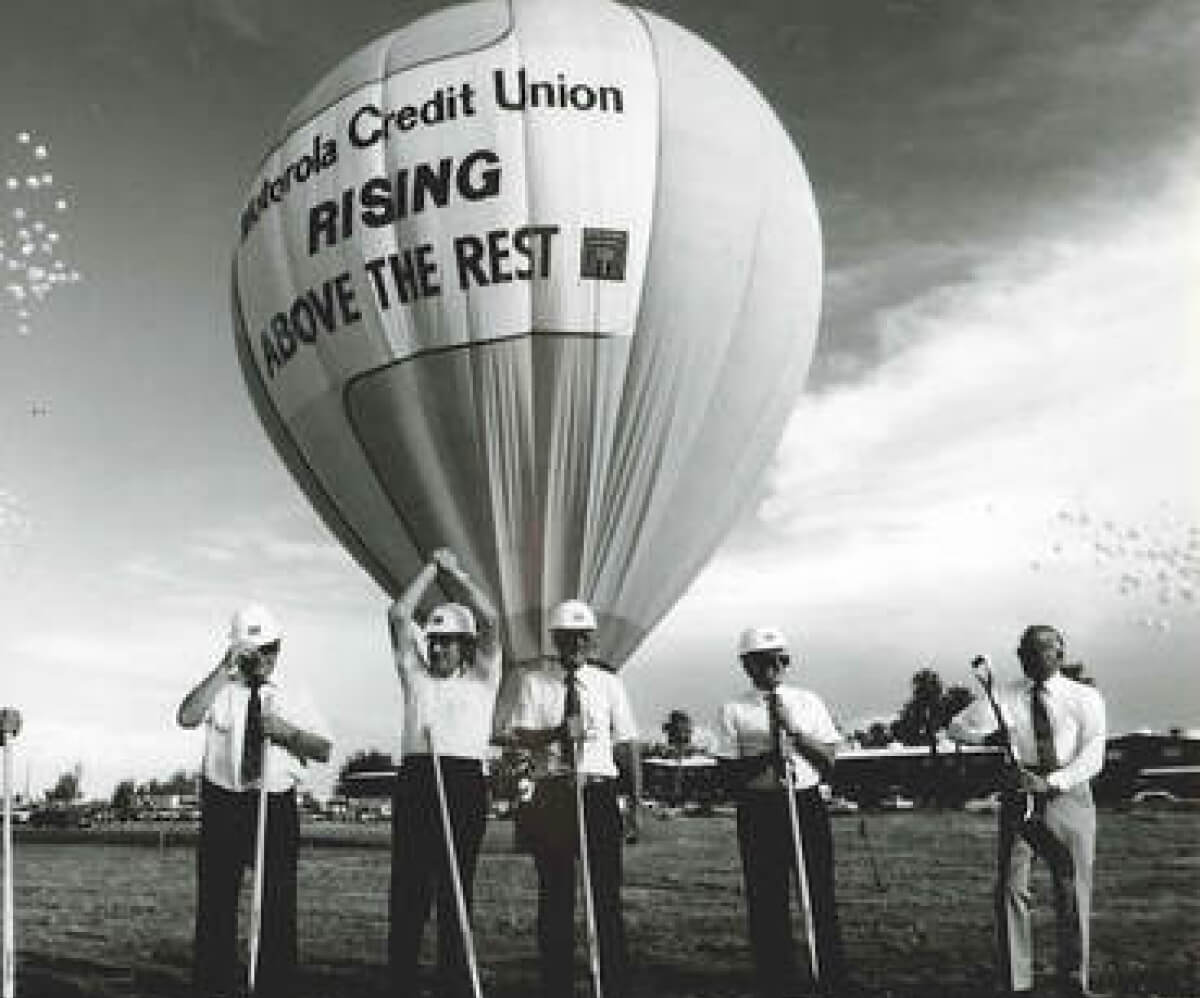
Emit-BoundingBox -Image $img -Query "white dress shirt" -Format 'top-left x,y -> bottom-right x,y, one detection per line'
201,675 -> 329,793
948,672 -> 1106,792
504,664 -> 638,779
396,637 -> 502,761
719,685 -> 841,790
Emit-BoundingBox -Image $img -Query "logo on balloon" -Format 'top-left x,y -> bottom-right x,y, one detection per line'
580,229 -> 627,281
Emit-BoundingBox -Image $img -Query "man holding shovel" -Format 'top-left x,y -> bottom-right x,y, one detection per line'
502,599 -> 640,998
387,548 -> 501,998
178,603 -> 331,998
949,625 -> 1106,998
719,625 -> 845,998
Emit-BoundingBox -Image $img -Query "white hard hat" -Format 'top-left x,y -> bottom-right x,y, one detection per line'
548,599 -> 598,632
425,602 -> 477,638
230,603 -> 282,650
738,625 -> 788,657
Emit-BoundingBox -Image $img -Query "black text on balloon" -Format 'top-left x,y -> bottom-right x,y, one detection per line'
307,149 -> 502,256
240,133 -> 337,241
258,272 -> 362,379
492,69 -> 624,114
363,245 -> 441,309
347,85 -> 479,148
454,225 -> 560,290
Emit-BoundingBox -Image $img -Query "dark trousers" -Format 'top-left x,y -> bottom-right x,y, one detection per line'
524,778 -> 629,998
996,787 -> 1095,993
736,789 -> 844,998
194,779 -> 298,998
389,756 -> 488,998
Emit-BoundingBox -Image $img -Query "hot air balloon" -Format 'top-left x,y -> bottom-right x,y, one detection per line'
231,0 -> 822,670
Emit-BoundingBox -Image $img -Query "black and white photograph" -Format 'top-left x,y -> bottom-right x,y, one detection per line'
0,1 -> 1196,996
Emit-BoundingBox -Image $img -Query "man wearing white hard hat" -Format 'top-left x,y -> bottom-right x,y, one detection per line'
719,625 -> 845,998
387,547 -> 501,998
501,598 -> 640,998
178,603 -> 331,998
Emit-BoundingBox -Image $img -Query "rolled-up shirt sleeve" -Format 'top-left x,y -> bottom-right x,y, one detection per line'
609,674 -> 638,744
505,670 -> 542,732
797,693 -> 841,745
717,704 -> 739,758
1047,688 -> 1106,792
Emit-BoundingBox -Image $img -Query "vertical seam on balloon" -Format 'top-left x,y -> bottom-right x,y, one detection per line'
370,47 -> 416,394
506,0 -> 555,639
230,258 -> 395,594
370,36 -> 454,609
656,200 -> 770,612
484,0 -> 537,652
504,0 -> 537,653
588,6 -> 664,615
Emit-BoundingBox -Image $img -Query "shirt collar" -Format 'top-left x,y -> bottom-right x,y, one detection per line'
232,674 -> 277,692
1025,672 -> 1066,694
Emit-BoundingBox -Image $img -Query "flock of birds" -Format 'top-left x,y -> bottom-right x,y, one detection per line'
1,130 -> 82,338
1030,505 -> 1199,632
1,129 -> 82,567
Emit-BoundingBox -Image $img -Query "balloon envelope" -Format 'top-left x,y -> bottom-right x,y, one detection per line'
232,0 -> 822,668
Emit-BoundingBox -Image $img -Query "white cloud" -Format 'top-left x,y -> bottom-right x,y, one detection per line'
764,158 -> 1199,579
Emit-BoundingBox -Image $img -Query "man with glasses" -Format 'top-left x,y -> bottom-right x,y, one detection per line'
501,599 -> 640,998
719,625 -> 845,998
387,548 -> 501,998
177,603 -> 331,998
949,625 -> 1106,998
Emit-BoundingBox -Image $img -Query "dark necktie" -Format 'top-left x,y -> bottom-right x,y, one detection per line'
241,680 -> 264,787
1031,681 -> 1058,773
766,691 -> 786,784
562,672 -> 582,769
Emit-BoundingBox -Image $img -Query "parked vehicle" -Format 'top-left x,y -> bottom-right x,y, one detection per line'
29,806 -> 92,829
1131,789 -> 1179,807
963,791 -> 1002,813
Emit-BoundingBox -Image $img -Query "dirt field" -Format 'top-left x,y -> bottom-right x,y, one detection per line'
6,808 -> 1198,997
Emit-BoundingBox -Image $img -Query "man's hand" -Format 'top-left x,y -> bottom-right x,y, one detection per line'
1002,766 -> 1051,795
260,708 -> 292,746
564,715 -> 586,743
226,646 -> 249,679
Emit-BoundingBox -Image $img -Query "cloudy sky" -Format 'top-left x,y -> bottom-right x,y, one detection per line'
0,0 -> 1196,798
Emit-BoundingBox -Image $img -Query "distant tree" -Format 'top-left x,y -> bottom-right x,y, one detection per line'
138,769 -> 199,797
335,749 -> 396,797
663,710 -> 693,754
855,721 -> 892,748
111,779 -> 138,819
892,669 -> 946,752
662,710 -> 694,805
46,768 -> 80,803
892,671 -> 974,755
